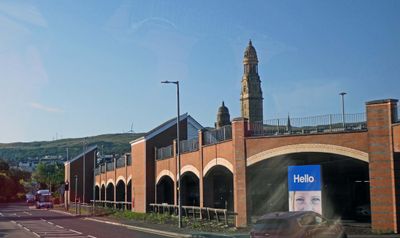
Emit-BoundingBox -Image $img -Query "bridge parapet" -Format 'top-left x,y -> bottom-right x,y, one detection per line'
248,113 -> 366,137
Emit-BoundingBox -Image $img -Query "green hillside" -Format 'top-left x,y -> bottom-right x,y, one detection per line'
0,133 -> 145,165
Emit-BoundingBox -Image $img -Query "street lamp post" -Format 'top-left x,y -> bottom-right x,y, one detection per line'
83,139 -> 86,204
339,92 -> 347,129
74,175 -> 78,214
161,80 -> 182,228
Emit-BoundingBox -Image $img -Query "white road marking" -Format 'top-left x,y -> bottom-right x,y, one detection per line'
47,221 -> 54,225
69,229 -> 82,234
23,227 -> 31,232
10,220 -> 16,224
55,225 -> 64,229
32,232 -> 40,237
23,211 -> 32,216
87,235 -> 97,238
0,212 -> 3,216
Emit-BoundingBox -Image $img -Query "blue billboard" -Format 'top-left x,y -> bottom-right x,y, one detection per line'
288,165 -> 321,191
288,165 -> 322,214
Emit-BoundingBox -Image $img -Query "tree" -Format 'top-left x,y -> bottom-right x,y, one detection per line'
0,159 -> 9,172
32,162 -> 64,192
0,160 -> 31,202
0,173 -> 14,201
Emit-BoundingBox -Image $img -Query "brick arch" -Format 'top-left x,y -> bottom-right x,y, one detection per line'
101,181 -> 106,186
116,176 -> 126,184
203,158 -> 234,176
178,165 -> 200,181
127,175 -> 132,183
156,170 -> 175,184
95,182 -> 100,187
247,143 -> 369,167
106,178 -> 115,186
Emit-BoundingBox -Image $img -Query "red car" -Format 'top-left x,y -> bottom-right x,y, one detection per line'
250,211 -> 347,238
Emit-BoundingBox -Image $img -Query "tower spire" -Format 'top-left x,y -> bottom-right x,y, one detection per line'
240,40 -> 263,123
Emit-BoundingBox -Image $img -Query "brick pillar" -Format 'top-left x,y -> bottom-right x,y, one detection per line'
131,139 -> 146,212
366,99 -> 399,233
198,129 -> 204,208
232,117 -> 248,227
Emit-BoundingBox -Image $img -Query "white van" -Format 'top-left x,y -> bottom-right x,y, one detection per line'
35,190 -> 53,209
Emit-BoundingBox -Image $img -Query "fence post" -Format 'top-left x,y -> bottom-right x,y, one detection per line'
276,119 -> 280,134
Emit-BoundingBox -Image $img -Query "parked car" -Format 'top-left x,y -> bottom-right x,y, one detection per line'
250,211 -> 347,238
25,193 -> 35,204
35,190 -> 53,209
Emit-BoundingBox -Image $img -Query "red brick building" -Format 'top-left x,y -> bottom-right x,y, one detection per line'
90,42 -> 400,233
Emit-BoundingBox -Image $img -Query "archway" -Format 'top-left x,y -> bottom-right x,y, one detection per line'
179,172 -> 199,206
100,185 -> 105,201
106,183 -> 114,207
157,175 -> 174,204
247,152 -> 370,220
116,180 -> 125,209
204,165 -> 234,210
95,185 -> 100,201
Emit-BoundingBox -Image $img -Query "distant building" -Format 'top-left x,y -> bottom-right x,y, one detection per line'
215,101 -> 231,129
17,161 -> 37,172
64,146 -> 97,204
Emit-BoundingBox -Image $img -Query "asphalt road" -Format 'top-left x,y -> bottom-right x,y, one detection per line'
0,203 -> 167,238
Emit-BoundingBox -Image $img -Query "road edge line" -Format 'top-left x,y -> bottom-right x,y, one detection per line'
48,209 -> 76,216
83,217 -> 192,238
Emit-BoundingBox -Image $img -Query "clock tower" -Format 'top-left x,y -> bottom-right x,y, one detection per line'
240,40 -> 263,122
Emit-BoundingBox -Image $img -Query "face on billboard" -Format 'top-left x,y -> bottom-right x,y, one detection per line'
288,165 -> 322,214
289,190 -> 322,214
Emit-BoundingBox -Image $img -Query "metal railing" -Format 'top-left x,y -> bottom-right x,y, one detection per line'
156,145 -> 173,160
91,200 -> 132,210
180,137 -> 199,153
94,167 -> 100,176
149,203 -> 236,226
249,113 -> 367,136
106,161 -> 114,171
116,156 -> 125,168
203,125 -> 232,145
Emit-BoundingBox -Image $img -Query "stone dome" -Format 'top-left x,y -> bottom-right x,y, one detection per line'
243,40 -> 258,62
215,101 -> 231,128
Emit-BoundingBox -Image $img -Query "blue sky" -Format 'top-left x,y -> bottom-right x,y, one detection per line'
0,0 -> 399,142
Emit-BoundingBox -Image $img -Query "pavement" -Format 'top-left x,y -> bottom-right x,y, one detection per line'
3,203 -> 400,238
0,203 -> 166,238
50,207 -> 400,238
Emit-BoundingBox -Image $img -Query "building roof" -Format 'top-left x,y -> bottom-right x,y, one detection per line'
64,145 -> 97,165
130,113 -> 203,145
